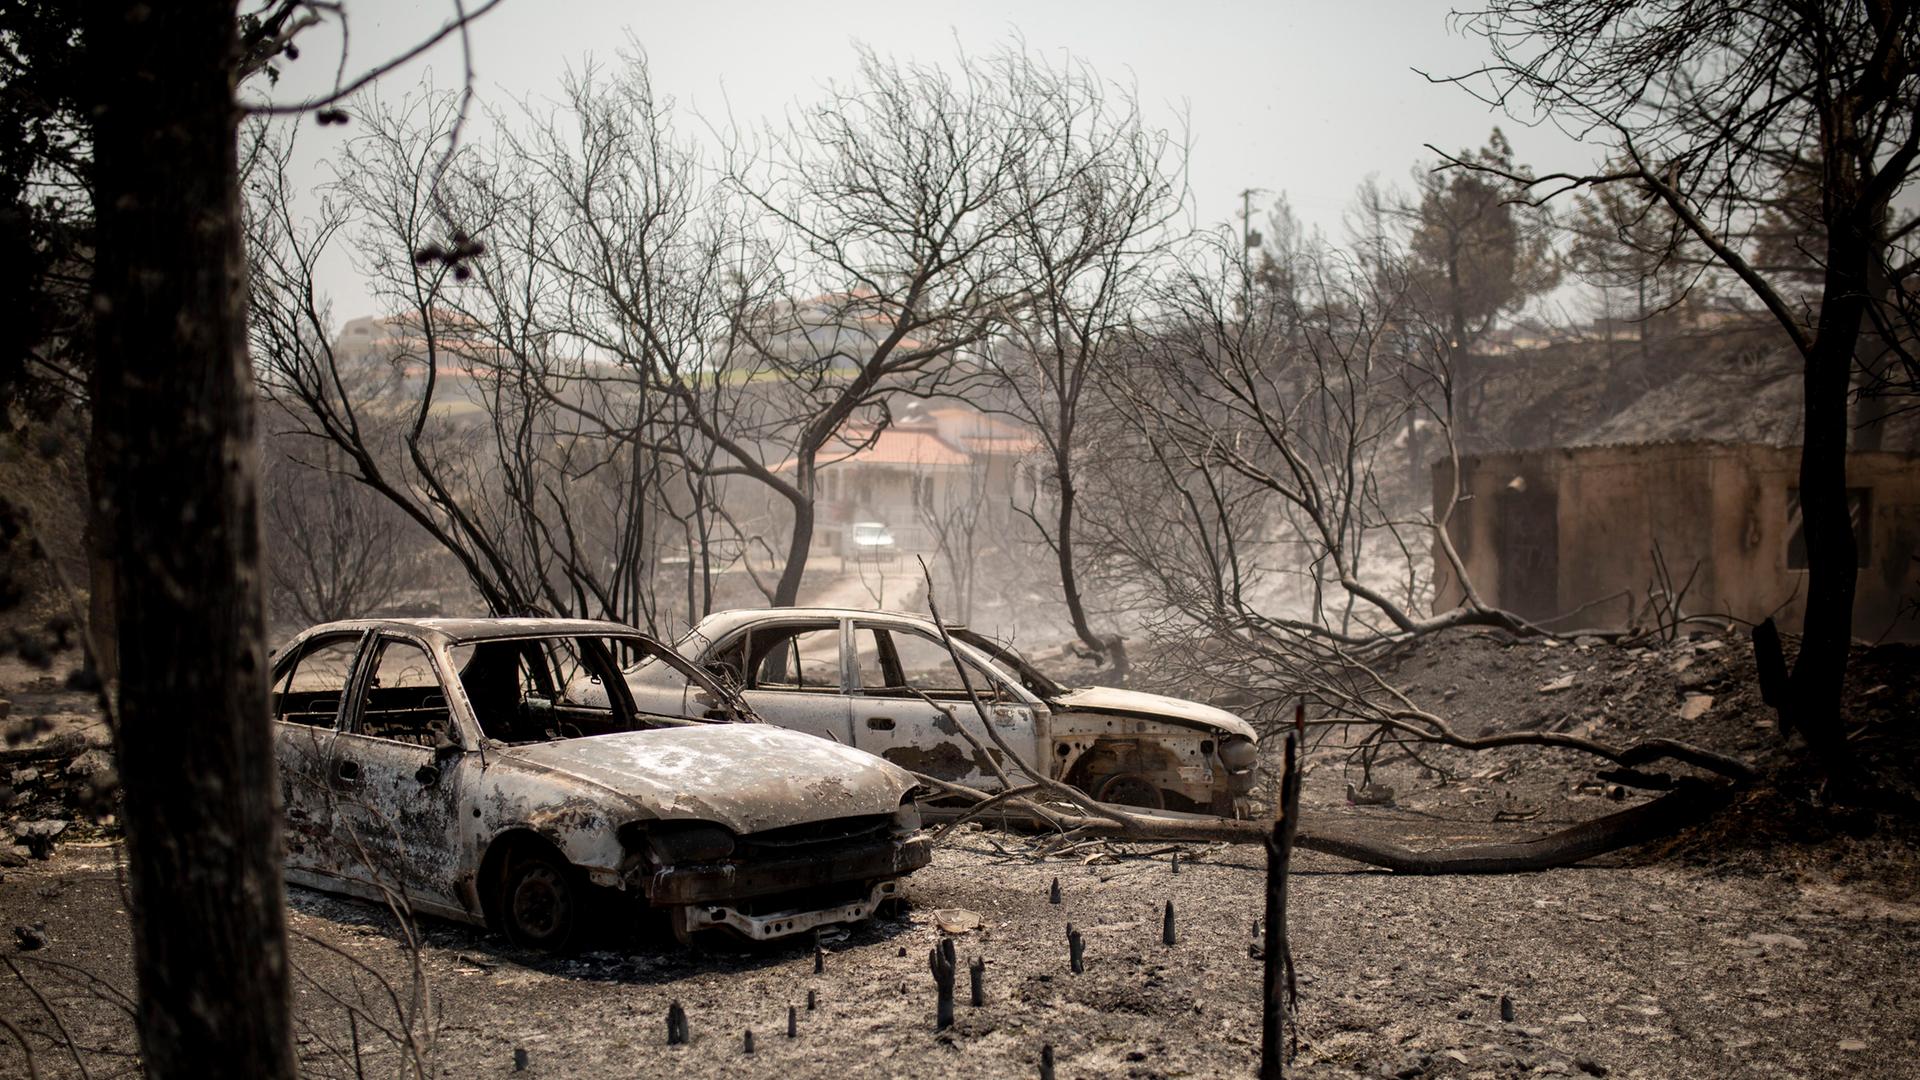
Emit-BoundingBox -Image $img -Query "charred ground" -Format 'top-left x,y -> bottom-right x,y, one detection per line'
3,628 -> 1918,1078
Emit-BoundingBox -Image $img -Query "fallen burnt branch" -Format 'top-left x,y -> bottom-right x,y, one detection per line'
1338,641 -> 1756,784
1141,613 -> 1758,807
934,779 -> 1737,874
1357,715 -> 1756,784
1292,779 -> 1734,873
1243,629 -> 1759,785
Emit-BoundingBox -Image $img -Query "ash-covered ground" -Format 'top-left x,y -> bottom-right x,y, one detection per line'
4,628 -> 1918,1078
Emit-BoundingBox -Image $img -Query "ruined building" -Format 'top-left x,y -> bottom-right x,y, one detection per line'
1434,442 -> 1920,640
1432,329 -> 1920,641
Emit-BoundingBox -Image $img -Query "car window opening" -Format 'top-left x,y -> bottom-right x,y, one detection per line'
359,638 -> 453,746
858,627 -> 1002,702
446,635 -> 648,745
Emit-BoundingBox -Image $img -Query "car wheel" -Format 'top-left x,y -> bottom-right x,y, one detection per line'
499,844 -> 582,951
1094,773 -> 1165,810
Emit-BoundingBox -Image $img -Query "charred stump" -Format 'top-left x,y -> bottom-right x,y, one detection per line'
930,937 -> 957,1031
1261,721 -> 1303,1080
667,1001 -> 689,1046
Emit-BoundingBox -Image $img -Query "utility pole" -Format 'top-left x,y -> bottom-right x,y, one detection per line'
1237,187 -> 1268,316
1238,186 -> 1269,254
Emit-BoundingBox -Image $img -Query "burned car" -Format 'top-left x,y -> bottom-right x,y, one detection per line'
626,608 -> 1261,817
269,617 -> 930,949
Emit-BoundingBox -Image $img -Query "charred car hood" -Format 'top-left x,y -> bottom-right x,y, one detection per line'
1049,686 -> 1258,741
502,725 -> 916,834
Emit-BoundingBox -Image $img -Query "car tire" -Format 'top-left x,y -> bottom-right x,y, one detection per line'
498,842 -> 584,952
1093,772 -> 1166,810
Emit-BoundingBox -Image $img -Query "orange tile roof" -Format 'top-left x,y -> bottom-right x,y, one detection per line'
774,426 -> 973,472
827,426 -> 972,467
957,433 -> 1044,456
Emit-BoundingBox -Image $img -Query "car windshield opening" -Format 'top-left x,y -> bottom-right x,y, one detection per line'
451,634 -> 660,744
952,628 -> 1064,698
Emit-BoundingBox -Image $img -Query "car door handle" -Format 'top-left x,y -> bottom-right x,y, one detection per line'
865,716 -> 895,731
334,759 -> 361,787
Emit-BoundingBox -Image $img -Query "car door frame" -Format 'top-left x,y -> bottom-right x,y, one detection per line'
326,630 -> 477,918
846,620 -> 1042,790
706,617 -> 855,745
270,628 -> 371,880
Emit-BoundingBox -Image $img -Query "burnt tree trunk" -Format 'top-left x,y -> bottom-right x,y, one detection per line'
1789,194 -> 1871,775
1053,463 -> 1105,659
771,459 -> 815,607
1844,208 -> 1894,453
1260,734 -> 1300,1080
1404,412 -> 1428,506
85,2 -> 295,1075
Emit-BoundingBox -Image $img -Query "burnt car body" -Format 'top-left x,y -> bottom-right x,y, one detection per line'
269,617 -> 930,948
625,608 -> 1261,817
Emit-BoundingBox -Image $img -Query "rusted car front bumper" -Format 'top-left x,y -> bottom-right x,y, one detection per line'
670,877 -> 909,940
645,834 -> 932,939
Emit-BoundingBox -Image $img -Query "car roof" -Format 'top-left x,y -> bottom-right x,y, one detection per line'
292,616 -> 651,649
687,606 -> 952,640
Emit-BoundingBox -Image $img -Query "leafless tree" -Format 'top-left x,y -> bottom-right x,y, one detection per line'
914,459 -> 992,624
468,54 -> 781,625
1440,0 -> 1920,772
259,44 -> 1209,627
1058,214 -> 1754,805
249,101 -> 546,620
261,439 -> 411,625
716,43 -> 1148,606
979,48 -> 1188,666
1092,222 -> 1501,660
250,86 -> 736,636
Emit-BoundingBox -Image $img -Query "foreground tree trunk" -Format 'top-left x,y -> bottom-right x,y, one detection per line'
85,2 -> 295,1075
1789,211 -> 1870,772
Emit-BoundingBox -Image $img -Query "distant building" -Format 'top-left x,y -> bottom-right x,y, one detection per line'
1434,442 -> 1920,640
334,313 -> 492,376
786,404 -> 1040,555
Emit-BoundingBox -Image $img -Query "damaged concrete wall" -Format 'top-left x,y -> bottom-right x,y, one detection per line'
1433,443 -> 1920,640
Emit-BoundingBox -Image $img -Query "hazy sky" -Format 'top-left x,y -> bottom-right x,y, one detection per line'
264,1 -> 1597,318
